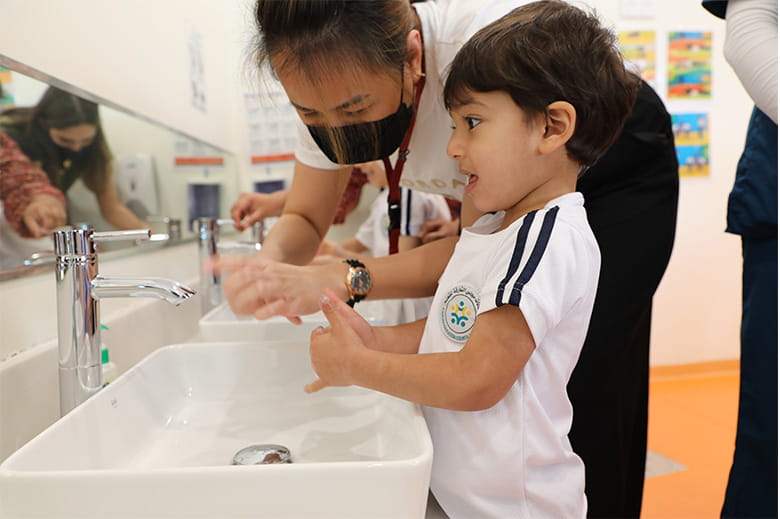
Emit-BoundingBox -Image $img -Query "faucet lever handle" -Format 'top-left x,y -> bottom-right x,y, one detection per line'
92,229 -> 152,242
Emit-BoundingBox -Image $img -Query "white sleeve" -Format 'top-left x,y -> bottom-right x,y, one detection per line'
401,190 -> 451,236
426,193 -> 452,224
478,209 -> 588,348
724,0 -> 778,123
353,215 -> 374,250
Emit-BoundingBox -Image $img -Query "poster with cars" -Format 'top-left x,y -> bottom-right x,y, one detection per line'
672,113 -> 710,177
619,30 -> 657,89
668,32 -> 712,99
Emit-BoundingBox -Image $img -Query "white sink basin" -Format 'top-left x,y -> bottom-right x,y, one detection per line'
0,341 -> 432,518
199,301 -> 386,342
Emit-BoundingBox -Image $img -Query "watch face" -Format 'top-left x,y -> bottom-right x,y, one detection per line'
350,268 -> 372,295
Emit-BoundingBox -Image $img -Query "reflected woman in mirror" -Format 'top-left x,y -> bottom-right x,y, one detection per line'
0,86 -> 146,231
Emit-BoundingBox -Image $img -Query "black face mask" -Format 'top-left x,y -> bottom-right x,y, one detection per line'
305,83 -> 414,165
55,143 -> 90,162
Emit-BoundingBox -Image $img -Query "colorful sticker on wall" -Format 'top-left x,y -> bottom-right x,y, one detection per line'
668,32 -> 712,99
619,31 -> 656,88
0,66 -> 14,107
672,113 -> 710,177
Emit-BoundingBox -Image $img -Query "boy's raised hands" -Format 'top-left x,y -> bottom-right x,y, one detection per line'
305,289 -> 377,393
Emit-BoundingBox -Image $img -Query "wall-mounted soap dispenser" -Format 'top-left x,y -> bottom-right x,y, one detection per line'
115,153 -> 160,220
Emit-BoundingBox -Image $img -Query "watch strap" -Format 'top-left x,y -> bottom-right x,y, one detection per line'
344,259 -> 367,307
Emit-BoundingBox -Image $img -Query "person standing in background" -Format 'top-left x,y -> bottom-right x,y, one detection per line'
701,0 -> 777,517
0,86 -> 146,231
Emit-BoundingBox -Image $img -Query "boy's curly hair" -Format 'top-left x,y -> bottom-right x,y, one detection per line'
444,0 -> 640,168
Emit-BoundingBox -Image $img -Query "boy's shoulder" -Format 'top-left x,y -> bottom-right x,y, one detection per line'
460,193 -> 597,274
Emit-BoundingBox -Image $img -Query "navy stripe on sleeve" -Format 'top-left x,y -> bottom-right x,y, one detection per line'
404,188 -> 413,236
495,210 -> 537,307
506,206 -> 559,307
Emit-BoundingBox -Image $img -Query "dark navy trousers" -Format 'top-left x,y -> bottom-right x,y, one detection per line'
722,237 -> 778,518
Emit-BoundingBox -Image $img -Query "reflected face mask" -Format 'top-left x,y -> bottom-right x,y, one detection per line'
305,81 -> 413,165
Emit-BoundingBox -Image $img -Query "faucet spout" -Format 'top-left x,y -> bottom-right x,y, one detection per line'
92,276 -> 195,305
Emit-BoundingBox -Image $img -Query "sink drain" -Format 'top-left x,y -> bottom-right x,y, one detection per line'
232,444 -> 292,465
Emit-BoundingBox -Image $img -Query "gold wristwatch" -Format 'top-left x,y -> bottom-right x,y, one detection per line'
343,259 -> 372,307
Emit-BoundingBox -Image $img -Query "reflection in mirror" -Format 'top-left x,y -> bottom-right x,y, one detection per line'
0,64 -> 239,277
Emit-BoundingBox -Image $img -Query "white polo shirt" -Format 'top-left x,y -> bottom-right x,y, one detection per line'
293,0 -> 526,201
418,193 -> 599,518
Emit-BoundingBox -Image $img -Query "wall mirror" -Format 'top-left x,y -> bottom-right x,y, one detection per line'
0,58 -> 240,281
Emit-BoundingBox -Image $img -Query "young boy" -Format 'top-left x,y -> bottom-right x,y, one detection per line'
314,160 -> 452,324
305,1 -> 640,516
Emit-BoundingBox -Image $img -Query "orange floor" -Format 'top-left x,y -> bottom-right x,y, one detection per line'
641,360 -> 740,519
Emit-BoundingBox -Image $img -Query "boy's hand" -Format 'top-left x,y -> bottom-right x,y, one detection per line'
418,218 -> 460,244
305,289 -> 375,393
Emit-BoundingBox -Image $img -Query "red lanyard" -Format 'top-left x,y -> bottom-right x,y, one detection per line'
382,73 -> 425,255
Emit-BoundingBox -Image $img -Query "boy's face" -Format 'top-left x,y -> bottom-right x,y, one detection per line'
447,90 -> 551,220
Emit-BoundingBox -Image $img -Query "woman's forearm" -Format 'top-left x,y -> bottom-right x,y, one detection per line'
260,161 -> 351,264
363,235 -> 457,299
260,212 -> 328,264
100,202 -> 147,230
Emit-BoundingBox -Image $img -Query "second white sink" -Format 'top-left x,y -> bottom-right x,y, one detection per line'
198,301 -> 385,342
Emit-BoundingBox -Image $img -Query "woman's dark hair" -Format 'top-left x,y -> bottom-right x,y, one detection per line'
0,86 -> 111,193
444,0 -> 640,168
252,0 -> 416,81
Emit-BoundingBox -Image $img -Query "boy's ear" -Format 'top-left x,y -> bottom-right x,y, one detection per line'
539,101 -> 576,155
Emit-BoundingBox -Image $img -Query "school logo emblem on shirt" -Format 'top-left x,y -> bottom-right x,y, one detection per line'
440,284 -> 480,343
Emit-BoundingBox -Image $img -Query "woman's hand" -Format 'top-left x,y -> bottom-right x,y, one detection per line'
22,194 -> 67,237
210,253 -> 348,323
305,289 -> 378,393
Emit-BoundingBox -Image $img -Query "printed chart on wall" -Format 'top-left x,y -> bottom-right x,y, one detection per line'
245,77 -> 298,165
668,31 -> 712,99
619,30 -> 657,89
672,113 -> 710,177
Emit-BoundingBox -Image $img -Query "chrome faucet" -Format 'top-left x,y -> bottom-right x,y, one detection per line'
146,215 -> 183,242
53,226 -> 195,416
23,250 -> 56,266
197,217 -> 263,315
